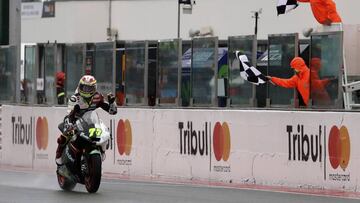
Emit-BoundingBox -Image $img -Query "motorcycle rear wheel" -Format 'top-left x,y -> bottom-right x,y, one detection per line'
57,173 -> 76,191
85,154 -> 102,193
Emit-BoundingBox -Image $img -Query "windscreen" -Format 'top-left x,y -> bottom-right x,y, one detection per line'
76,111 -> 101,133
81,111 -> 100,126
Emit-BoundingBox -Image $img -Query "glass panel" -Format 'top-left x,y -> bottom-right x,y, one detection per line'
310,32 -> 342,108
85,44 -> 95,75
228,36 -> 255,106
268,35 -> 297,106
181,42 -> 192,106
217,47 -> 228,107
191,37 -> 217,106
94,42 -> 114,95
65,44 -> 84,98
125,41 -> 146,105
23,46 -> 36,104
0,46 -> 16,103
44,45 -> 56,105
148,44 -> 157,106
157,39 -> 181,104
115,47 -> 125,106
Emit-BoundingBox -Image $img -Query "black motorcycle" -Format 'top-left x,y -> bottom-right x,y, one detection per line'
56,111 -> 110,193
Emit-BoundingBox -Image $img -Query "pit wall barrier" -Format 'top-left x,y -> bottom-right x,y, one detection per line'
0,104 -> 358,191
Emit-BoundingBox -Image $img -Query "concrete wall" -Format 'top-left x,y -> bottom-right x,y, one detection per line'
0,105 -> 358,191
21,0 -> 360,43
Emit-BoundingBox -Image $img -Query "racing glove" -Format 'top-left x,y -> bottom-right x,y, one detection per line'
107,93 -> 117,114
107,93 -> 116,104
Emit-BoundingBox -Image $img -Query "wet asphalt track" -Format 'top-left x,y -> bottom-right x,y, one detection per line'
0,169 -> 359,203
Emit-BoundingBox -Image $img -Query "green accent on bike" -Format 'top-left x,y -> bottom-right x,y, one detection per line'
89,128 -> 102,138
89,149 -> 101,155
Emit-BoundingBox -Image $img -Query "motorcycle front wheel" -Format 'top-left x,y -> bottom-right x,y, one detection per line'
57,172 -> 76,191
84,154 -> 102,193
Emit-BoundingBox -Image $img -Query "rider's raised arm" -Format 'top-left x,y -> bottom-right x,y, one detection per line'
100,101 -> 117,115
94,92 -> 117,115
67,94 -> 81,123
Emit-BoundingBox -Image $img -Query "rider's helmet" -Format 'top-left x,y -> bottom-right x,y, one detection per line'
78,75 -> 97,98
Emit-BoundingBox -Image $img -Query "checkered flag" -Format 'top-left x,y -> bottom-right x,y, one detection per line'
235,51 -> 268,85
277,0 -> 298,15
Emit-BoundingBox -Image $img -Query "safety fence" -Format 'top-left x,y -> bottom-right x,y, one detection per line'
0,30 -> 349,109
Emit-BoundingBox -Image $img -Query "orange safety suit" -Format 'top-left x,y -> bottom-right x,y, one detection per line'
297,0 -> 342,25
270,57 -> 310,106
309,58 -> 331,104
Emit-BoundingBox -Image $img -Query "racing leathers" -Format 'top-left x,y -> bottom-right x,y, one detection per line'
55,92 -> 117,165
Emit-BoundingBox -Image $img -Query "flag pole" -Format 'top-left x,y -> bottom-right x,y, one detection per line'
255,11 -> 258,35
252,8 -> 262,36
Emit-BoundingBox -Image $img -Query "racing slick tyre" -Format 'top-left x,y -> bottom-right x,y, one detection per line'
85,154 -> 102,193
57,172 -> 76,191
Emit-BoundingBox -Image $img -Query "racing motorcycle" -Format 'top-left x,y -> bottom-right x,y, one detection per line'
56,110 -> 110,193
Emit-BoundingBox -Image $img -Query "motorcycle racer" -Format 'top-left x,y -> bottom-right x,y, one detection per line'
55,75 -> 117,165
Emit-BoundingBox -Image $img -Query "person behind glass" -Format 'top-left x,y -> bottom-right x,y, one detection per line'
297,0 -> 342,26
56,71 -> 66,105
55,75 -> 117,165
21,78 -> 29,102
266,57 -> 310,106
309,57 -> 331,105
